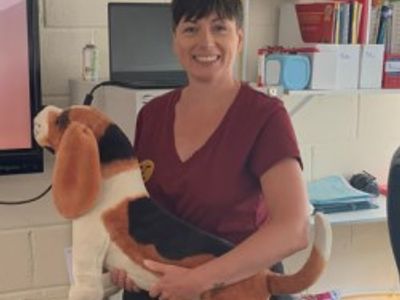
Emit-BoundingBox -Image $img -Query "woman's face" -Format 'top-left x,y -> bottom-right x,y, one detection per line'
173,12 -> 243,84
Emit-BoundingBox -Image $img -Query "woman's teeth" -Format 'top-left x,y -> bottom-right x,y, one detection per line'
194,55 -> 219,62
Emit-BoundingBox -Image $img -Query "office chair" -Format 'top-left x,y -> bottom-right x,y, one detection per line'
387,146 -> 400,275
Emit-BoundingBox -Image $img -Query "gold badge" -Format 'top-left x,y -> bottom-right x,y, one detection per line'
140,160 -> 155,183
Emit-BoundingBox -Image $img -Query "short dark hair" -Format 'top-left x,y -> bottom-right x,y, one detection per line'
171,0 -> 244,31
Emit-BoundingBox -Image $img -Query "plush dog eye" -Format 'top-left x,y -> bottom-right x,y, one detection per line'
55,111 -> 70,129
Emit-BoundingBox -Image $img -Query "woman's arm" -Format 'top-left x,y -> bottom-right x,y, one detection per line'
192,157 -> 309,291
145,157 -> 310,299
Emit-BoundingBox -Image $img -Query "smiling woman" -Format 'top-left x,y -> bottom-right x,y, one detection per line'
113,1 -> 311,300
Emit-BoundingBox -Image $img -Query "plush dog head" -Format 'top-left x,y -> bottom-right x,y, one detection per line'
34,105 -> 136,219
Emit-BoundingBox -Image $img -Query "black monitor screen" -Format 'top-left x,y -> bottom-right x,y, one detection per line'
108,3 -> 187,88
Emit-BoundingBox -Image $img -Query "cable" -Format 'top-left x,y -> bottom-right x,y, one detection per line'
0,185 -> 52,205
83,80 -> 138,105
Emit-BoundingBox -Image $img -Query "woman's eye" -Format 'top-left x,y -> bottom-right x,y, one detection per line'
183,26 -> 197,34
213,24 -> 227,33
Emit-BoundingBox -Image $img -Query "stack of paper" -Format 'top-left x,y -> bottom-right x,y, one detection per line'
307,175 -> 378,214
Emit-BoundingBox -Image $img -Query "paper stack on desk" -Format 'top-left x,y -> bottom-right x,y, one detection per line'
307,175 -> 378,214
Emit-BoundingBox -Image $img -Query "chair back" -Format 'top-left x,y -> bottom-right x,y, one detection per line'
387,147 -> 400,275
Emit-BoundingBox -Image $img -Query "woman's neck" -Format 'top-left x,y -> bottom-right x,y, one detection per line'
181,78 -> 241,106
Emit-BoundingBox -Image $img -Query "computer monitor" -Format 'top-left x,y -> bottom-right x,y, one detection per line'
108,2 -> 188,89
0,0 -> 43,175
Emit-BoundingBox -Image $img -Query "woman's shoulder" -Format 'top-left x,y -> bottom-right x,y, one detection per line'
238,83 -> 285,115
138,88 -> 180,117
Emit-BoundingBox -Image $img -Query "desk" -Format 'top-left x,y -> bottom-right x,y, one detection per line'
326,196 -> 387,225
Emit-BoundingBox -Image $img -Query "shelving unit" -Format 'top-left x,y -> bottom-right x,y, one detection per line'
253,84 -> 400,116
284,88 -> 400,115
285,88 -> 400,96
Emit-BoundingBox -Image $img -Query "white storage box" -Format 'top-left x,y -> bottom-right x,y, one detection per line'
308,51 -> 337,90
359,44 -> 385,89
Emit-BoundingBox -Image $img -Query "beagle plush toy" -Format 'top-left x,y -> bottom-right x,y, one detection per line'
34,105 -> 332,300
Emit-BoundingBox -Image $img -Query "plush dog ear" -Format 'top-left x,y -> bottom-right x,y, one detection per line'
52,121 -> 101,219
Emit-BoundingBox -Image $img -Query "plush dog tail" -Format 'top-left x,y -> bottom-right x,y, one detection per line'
266,212 -> 332,295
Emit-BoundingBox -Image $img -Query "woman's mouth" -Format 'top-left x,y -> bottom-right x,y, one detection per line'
193,55 -> 220,63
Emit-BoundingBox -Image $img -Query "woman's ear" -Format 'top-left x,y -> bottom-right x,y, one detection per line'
52,121 -> 101,219
237,27 -> 244,53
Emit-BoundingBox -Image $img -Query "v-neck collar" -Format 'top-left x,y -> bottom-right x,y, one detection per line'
168,83 -> 244,167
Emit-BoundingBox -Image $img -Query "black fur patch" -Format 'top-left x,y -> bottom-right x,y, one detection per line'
56,110 -> 70,130
98,124 -> 134,163
128,198 -> 233,260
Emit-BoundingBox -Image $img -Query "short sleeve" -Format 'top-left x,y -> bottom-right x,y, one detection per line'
249,105 -> 302,178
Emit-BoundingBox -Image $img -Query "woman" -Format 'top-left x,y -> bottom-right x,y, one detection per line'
113,0 -> 309,299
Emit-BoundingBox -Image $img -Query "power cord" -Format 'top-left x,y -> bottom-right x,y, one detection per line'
83,80 -> 138,106
0,185 -> 52,205
0,80 -> 134,206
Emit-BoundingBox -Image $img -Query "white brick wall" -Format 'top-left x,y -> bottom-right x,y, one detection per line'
1,0 -> 399,298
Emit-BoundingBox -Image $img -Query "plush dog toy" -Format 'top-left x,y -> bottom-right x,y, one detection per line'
34,105 -> 332,300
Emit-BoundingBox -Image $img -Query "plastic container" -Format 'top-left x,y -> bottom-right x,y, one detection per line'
82,32 -> 99,82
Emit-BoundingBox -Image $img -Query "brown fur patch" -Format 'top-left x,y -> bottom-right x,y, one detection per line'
68,107 -> 110,140
266,246 -> 325,295
202,273 -> 267,300
53,122 -> 101,219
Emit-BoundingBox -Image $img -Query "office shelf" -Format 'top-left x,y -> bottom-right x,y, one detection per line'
285,88 -> 400,97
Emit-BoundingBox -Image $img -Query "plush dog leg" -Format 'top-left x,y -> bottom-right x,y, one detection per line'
69,217 -> 110,300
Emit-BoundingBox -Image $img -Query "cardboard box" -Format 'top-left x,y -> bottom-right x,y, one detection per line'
359,44 -> 385,89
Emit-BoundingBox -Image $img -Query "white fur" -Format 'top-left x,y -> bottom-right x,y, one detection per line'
69,169 -> 157,300
313,212 -> 332,261
33,106 -> 62,146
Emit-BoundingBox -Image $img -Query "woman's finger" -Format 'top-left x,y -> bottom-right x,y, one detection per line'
148,285 -> 162,298
110,269 -> 123,287
116,269 -> 128,288
159,291 -> 170,300
125,277 -> 140,293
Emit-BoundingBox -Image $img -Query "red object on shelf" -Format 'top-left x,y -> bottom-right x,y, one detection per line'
379,184 -> 388,196
295,2 -> 336,43
382,53 -> 400,89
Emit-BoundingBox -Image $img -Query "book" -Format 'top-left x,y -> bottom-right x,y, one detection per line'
377,4 -> 393,44
357,0 -> 372,44
369,4 -> 382,43
340,2 -> 351,44
295,2 -> 336,43
390,1 -> 400,53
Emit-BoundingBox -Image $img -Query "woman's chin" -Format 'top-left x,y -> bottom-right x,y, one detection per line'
188,71 -> 224,84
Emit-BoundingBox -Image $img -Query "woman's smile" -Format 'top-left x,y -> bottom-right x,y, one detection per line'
192,54 -> 221,64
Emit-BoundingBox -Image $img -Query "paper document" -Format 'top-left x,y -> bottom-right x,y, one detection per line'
307,175 -> 375,205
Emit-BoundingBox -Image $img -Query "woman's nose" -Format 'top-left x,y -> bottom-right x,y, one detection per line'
197,28 -> 215,47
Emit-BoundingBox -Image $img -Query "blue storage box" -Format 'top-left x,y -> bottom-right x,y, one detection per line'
265,54 -> 311,90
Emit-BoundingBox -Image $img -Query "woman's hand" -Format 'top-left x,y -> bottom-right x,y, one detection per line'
110,268 -> 141,293
144,260 -> 204,300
